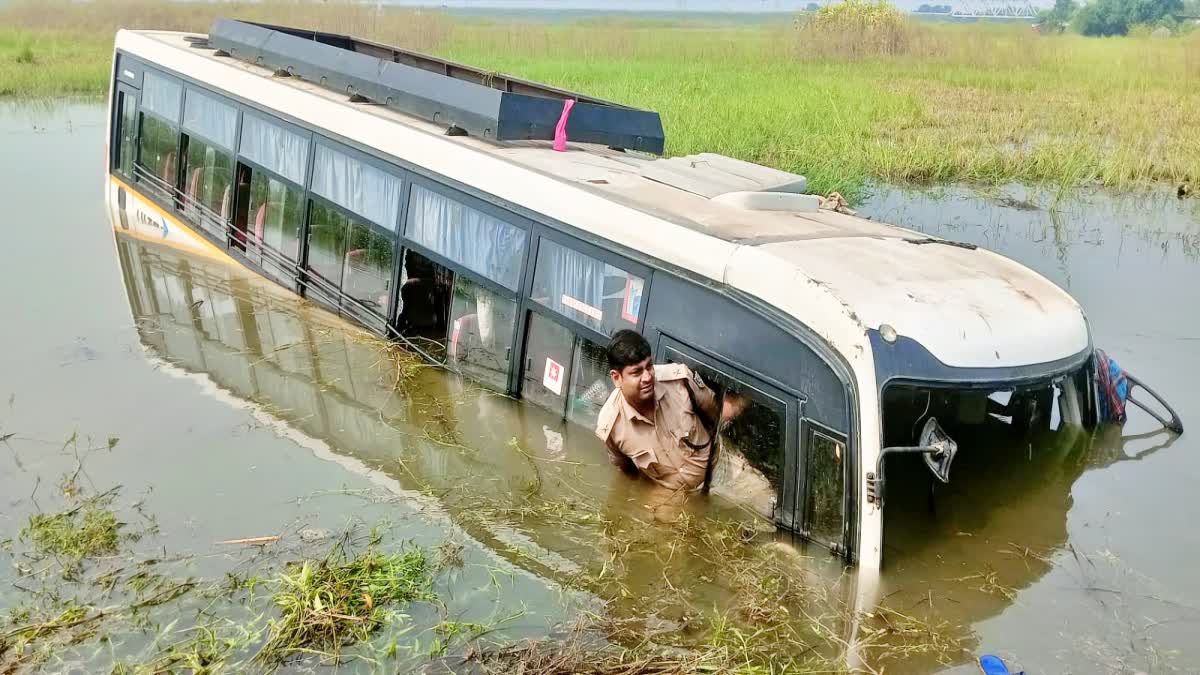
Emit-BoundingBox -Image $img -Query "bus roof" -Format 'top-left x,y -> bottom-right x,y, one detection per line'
118,29 -> 1090,373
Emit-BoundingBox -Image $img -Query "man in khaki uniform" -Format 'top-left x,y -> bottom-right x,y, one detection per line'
596,329 -> 733,492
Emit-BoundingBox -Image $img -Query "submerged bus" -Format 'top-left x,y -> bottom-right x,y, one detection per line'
105,20 -> 1121,569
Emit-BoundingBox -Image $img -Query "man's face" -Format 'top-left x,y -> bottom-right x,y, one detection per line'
611,356 -> 655,407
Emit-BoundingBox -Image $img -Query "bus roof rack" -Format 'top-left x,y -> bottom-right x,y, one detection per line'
207,19 -> 666,154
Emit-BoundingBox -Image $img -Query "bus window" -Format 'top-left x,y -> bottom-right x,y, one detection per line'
238,113 -> 309,187
180,88 -> 237,224
397,249 -> 452,357
531,239 -> 644,336
138,114 -> 179,196
182,138 -> 234,224
710,382 -> 784,522
663,353 -> 785,522
306,200 -> 351,293
448,276 -> 517,391
804,428 -> 846,552
567,338 -> 612,429
311,144 -> 402,233
308,143 -> 403,318
241,169 -> 303,281
405,184 -> 526,291
521,312 -> 575,416
343,220 -> 395,317
136,71 -> 182,196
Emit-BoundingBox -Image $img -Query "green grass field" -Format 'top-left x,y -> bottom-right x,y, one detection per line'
2,0 -> 1197,200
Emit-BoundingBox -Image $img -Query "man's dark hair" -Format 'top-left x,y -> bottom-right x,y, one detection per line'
607,329 -> 652,372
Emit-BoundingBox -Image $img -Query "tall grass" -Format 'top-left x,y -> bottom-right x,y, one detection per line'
797,0 -> 939,58
440,17 -> 1199,197
0,0 -> 452,52
1,0 -> 1196,198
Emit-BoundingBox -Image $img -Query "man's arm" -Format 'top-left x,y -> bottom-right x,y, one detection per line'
685,367 -> 747,427
685,366 -> 721,422
606,437 -> 640,476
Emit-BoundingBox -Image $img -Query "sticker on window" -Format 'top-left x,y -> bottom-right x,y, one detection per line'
560,295 -> 603,322
621,277 -> 644,324
543,357 -> 565,396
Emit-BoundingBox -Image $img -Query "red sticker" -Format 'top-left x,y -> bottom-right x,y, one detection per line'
543,357 -> 564,396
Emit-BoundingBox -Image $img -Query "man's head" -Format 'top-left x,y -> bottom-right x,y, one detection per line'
607,329 -> 655,408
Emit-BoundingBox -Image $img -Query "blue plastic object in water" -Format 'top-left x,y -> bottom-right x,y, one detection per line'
979,655 -> 1010,675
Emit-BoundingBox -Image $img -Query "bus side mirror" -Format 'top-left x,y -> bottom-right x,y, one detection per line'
866,417 -> 958,506
919,417 -> 957,483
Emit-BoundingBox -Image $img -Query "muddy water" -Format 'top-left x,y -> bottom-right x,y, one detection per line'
0,103 -> 589,671
859,186 -> 1200,673
2,102 -> 1198,673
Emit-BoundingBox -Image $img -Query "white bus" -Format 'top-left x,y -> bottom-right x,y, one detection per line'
105,20 -> 1156,570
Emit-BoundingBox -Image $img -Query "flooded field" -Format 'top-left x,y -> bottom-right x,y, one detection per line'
2,102 -> 1198,673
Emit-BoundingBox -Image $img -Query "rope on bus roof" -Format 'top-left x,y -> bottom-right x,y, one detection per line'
553,99 -> 576,153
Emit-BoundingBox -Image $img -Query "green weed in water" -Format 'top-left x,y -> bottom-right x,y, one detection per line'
256,541 -> 433,665
113,618 -> 266,675
20,495 -> 121,565
429,619 -> 491,657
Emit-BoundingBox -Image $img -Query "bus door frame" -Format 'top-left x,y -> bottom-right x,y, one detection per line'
111,82 -> 141,183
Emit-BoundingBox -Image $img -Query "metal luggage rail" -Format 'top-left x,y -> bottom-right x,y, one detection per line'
207,19 -> 666,154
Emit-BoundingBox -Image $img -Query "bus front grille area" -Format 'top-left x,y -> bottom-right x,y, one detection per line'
876,366 -> 1095,557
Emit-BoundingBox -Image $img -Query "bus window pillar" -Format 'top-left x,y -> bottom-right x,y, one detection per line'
856,370 -> 885,570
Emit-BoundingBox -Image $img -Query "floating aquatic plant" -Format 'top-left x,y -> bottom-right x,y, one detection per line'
256,539 -> 433,665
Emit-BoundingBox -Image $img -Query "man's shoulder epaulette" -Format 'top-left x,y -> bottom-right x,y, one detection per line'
653,363 -> 691,381
594,388 -> 623,442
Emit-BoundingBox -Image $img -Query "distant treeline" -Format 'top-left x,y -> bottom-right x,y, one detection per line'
1038,0 -> 1199,35
915,4 -> 953,13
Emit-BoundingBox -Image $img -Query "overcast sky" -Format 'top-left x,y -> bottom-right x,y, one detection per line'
379,0 -> 1050,14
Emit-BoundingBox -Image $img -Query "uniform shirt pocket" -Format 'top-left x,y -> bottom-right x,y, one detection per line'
627,447 -> 663,478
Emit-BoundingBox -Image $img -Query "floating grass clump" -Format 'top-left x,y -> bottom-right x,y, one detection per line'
20,495 -> 121,564
257,541 -> 433,665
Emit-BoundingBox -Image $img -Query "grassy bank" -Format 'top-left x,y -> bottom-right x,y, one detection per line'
2,0 -> 1197,199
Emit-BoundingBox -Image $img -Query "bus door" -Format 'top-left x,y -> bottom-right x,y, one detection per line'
656,336 -> 801,531
112,83 -> 140,184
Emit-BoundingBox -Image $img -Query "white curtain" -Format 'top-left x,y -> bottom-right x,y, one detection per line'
311,144 -> 402,231
532,239 -> 641,334
142,71 -> 181,122
183,88 -> 237,150
239,114 -> 309,185
406,184 -> 527,291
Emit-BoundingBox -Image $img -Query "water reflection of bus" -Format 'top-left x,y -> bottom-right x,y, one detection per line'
112,233 -> 795,609
106,20 -> 1100,569
115,234 -> 1183,673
